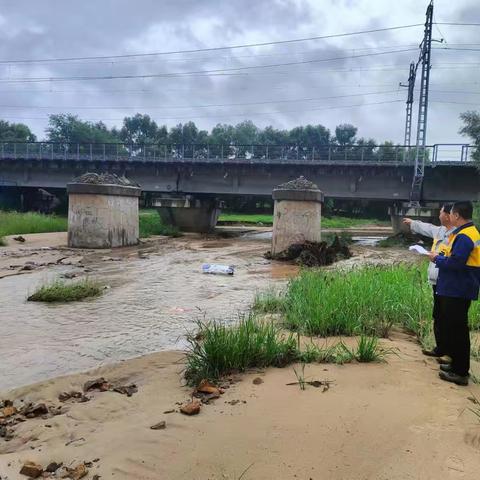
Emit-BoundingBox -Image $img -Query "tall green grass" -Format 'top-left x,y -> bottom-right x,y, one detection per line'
0,211 -> 67,237
28,278 -> 104,302
218,213 -> 387,229
0,210 -> 180,240
259,264 -> 480,341
282,266 -> 431,338
138,211 -> 181,237
184,315 -> 299,385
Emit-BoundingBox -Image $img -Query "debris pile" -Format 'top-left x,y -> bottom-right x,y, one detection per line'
276,176 -> 319,190
0,399 -> 63,442
74,172 -> 139,187
82,377 -> 138,397
265,236 -> 351,267
18,460 -> 96,479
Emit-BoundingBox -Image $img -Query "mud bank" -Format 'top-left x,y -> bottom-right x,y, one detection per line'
1,332 -> 480,480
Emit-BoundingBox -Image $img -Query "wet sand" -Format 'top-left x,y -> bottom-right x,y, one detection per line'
1,231 -> 480,479
1,332 -> 479,480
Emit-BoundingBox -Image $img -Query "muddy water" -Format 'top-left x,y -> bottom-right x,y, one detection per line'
0,237 -> 297,391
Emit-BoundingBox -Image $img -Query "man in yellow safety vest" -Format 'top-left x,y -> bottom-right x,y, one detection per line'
403,204 -> 455,358
428,201 -> 480,386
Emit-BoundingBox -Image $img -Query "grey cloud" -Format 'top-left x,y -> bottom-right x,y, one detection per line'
0,0 -> 478,147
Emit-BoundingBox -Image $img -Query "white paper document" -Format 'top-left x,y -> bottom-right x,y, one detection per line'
408,245 -> 430,255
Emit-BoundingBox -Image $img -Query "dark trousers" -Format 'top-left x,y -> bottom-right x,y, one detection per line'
432,286 -> 447,355
437,295 -> 471,376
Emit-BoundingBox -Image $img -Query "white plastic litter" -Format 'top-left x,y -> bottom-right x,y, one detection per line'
408,245 -> 430,255
202,263 -> 235,275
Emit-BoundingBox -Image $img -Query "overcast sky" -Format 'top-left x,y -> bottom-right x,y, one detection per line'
0,0 -> 479,147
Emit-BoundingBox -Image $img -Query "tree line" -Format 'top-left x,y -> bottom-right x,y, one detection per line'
0,112 -> 479,161
0,114 -> 380,147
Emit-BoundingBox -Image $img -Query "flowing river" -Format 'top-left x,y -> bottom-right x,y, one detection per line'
0,234 -> 298,391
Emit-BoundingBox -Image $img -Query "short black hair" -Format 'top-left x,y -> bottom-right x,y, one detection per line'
441,203 -> 453,213
451,201 -> 473,220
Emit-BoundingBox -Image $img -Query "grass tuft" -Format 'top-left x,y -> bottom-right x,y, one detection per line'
0,236 -> 6,247
252,289 -> 286,314
28,278 -> 104,303
139,211 -> 181,237
184,314 -> 299,386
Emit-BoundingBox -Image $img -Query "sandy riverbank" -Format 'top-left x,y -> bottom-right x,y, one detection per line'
1,331 -> 480,480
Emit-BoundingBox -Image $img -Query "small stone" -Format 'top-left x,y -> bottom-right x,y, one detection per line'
150,421 -> 166,430
13,236 -> 26,243
19,461 -> 43,478
1,405 -> 17,417
68,463 -> 88,480
83,378 -> 110,392
58,392 -> 72,402
197,380 -> 221,395
23,403 -> 49,418
45,462 -> 62,473
252,377 -> 264,385
180,400 -> 201,416
112,384 -> 137,397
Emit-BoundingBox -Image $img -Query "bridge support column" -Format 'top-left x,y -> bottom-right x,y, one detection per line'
67,182 -> 141,248
271,179 -> 324,255
389,202 -> 441,234
152,195 -> 222,233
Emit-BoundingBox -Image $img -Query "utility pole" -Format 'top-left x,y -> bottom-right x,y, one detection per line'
410,0 -> 433,205
400,62 -> 417,148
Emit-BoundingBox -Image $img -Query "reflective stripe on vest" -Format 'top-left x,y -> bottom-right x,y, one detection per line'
445,225 -> 480,267
431,235 -> 451,254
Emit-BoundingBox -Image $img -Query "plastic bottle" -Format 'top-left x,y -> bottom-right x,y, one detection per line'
202,264 -> 235,275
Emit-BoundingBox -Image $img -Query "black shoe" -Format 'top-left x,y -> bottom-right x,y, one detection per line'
439,364 -> 453,373
436,356 -> 451,365
422,348 -> 443,357
439,370 -> 469,386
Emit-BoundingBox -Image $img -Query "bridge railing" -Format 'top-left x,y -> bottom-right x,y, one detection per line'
0,142 -> 475,164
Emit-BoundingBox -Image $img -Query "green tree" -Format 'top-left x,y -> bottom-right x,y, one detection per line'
0,120 -> 36,141
168,121 -> 208,144
459,111 -> 480,162
210,123 -> 236,144
289,124 -> 330,146
334,124 -> 358,145
120,114 -> 159,145
46,114 -> 119,144
233,120 -> 259,145
257,126 -> 289,144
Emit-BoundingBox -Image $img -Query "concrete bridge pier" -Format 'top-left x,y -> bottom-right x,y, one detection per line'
389,202 -> 441,234
152,195 -> 222,233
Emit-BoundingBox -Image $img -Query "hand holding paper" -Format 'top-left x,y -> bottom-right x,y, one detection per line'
408,245 -> 430,255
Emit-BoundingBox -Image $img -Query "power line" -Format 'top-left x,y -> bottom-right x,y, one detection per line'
0,99 -> 404,122
0,24 -> 423,65
0,90 -> 401,110
0,48 -> 419,84
434,22 -> 480,26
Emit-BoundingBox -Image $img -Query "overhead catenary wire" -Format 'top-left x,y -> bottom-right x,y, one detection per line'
0,90 -> 402,110
0,99 -> 404,122
0,24 -> 424,65
0,48 -> 419,84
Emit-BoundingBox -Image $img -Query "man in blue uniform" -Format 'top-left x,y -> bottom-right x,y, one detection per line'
428,201 -> 480,386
